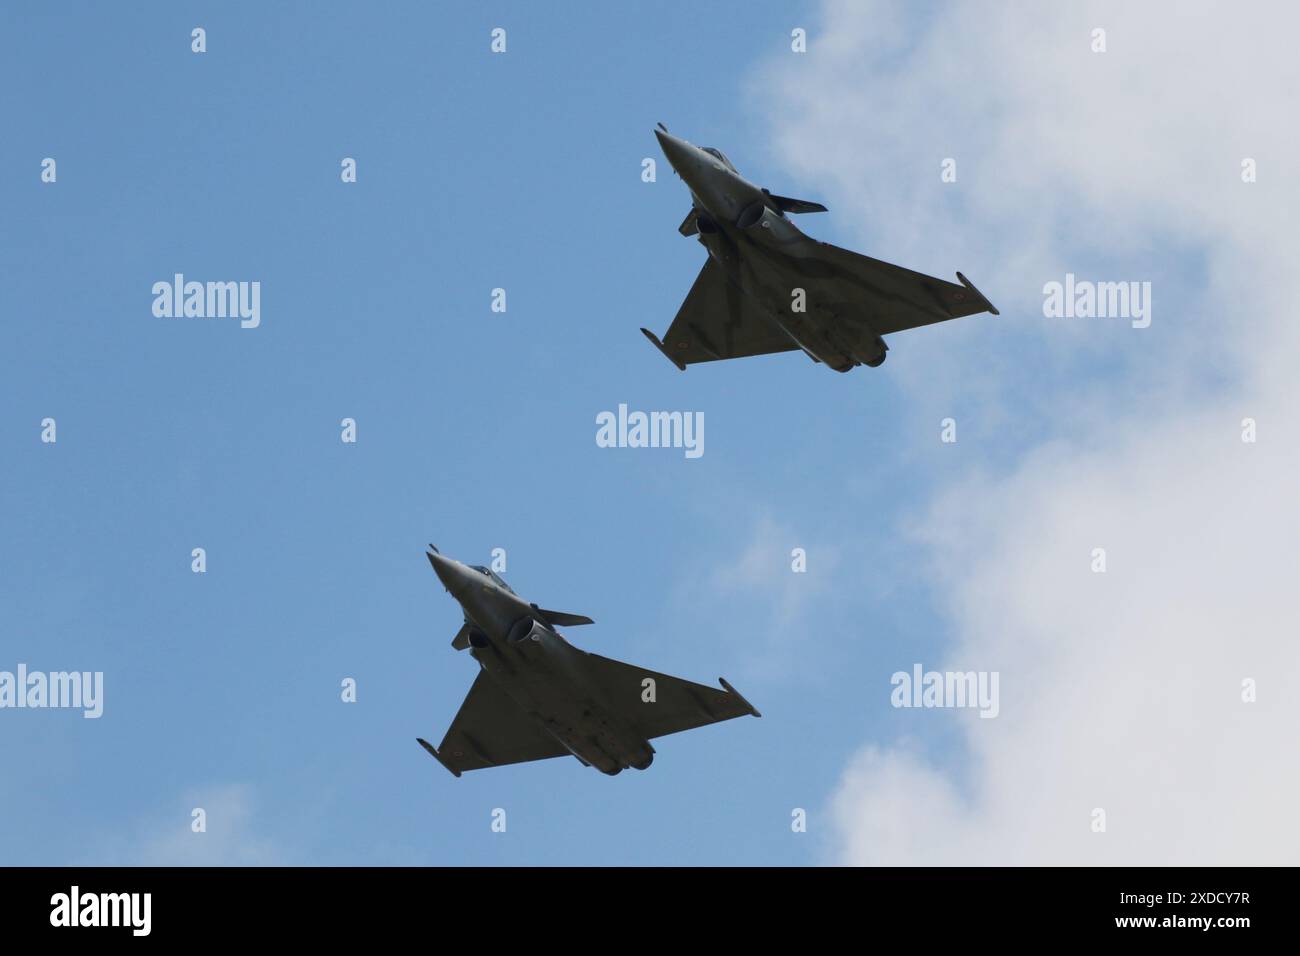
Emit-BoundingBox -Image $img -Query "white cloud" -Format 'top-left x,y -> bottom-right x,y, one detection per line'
754,1 -> 1300,863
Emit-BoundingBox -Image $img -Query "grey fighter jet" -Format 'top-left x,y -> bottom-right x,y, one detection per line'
641,125 -> 999,372
417,548 -> 760,776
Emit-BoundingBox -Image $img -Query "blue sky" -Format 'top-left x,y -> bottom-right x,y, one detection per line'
5,1 -> 1284,866
3,0 -> 936,866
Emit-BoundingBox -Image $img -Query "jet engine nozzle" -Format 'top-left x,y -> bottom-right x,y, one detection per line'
857,336 -> 888,367
507,616 -> 549,645
735,200 -> 767,229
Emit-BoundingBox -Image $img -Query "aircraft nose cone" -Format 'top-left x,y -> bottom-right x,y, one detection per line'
654,127 -> 694,174
426,551 -> 463,593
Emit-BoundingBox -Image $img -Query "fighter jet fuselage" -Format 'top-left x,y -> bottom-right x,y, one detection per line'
643,127 -> 999,373
420,550 -> 758,776
659,131 -> 871,368
700,211 -> 873,369
428,551 -> 652,774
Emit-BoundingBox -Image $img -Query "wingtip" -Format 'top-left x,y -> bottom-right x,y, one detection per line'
955,271 -> 1000,316
719,677 -> 762,718
417,737 -> 462,777
640,327 -> 687,371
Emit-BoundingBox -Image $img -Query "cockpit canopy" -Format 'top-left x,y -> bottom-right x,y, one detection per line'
471,565 -> 515,593
701,146 -> 736,172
